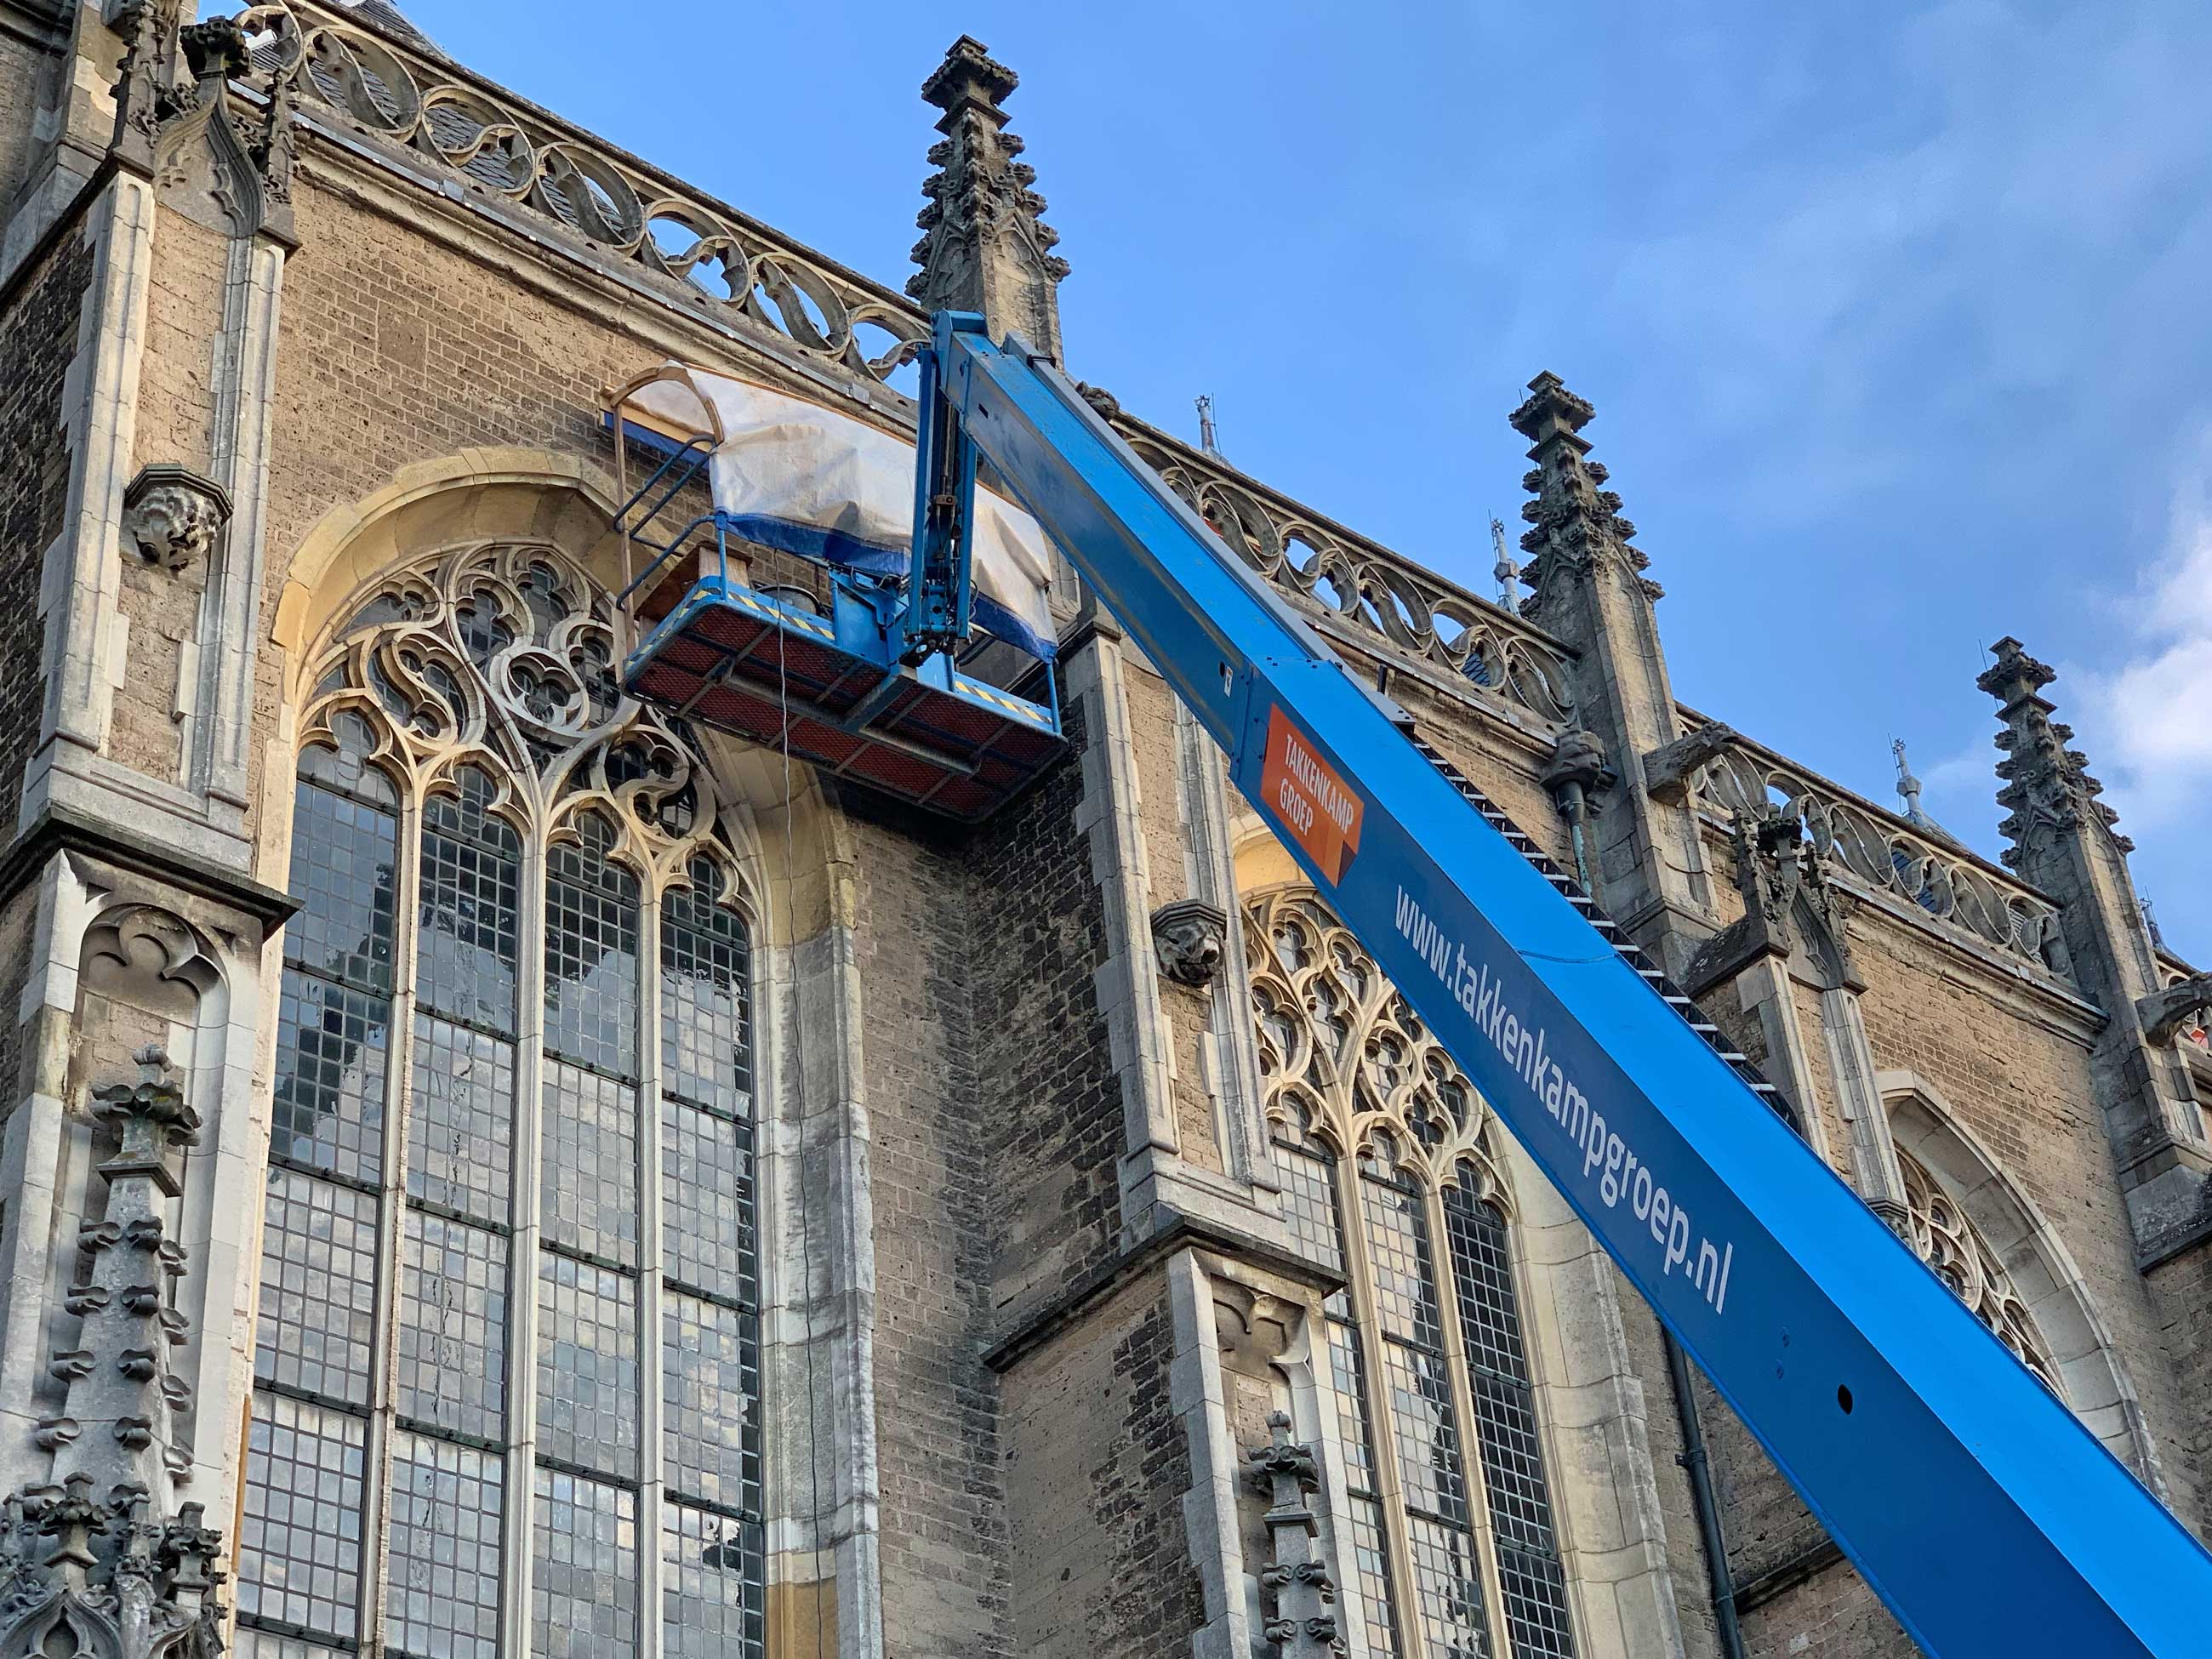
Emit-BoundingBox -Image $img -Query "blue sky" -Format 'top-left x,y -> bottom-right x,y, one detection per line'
371,0 -> 2212,956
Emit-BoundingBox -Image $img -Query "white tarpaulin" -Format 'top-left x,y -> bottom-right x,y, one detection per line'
616,362 -> 1058,658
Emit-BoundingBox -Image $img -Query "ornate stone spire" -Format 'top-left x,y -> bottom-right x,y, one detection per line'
1511,371 -> 1659,617
907,36 -> 1069,363
1,1047 -> 228,1656
1245,1413 -> 1341,1658
1976,638 -> 2212,1255
1977,637 -> 2129,864
1508,373 -> 1716,975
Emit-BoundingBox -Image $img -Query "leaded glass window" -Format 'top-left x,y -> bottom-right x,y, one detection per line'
242,543 -> 762,1659
1250,890 -> 1578,1659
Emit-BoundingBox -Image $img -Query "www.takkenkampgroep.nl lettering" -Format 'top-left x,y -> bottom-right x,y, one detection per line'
1394,886 -> 1736,1314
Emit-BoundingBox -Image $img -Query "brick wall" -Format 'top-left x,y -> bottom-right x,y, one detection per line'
999,1274 -> 1206,1659
0,26 -> 48,215
847,807 -> 1011,1659
966,687 -> 1126,1324
0,220 -> 91,835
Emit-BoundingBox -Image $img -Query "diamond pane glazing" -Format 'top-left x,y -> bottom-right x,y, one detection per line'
408,1014 -> 516,1222
236,1393 -> 368,1643
532,1466 -> 639,1659
387,1432 -> 504,1659
398,1210 -> 510,1440
255,1167 -> 378,1406
536,1250 -> 640,1476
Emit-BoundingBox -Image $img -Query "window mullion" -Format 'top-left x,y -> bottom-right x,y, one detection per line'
505,825 -> 551,1659
1427,1180 -> 1515,1656
638,890 -> 668,1659
360,788 -> 426,1656
1335,1153 -> 1422,1657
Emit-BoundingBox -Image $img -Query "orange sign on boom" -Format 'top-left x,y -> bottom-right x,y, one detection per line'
1259,704 -> 1365,885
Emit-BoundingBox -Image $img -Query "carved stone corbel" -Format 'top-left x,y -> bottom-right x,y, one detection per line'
1641,721 -> 1739,805
121,467 -> 231,576
1152,898 -> 1228,988
2140,974 -> 2212,1046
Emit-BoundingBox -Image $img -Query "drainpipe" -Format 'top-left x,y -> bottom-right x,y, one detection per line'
1542,732 -> 1748,1659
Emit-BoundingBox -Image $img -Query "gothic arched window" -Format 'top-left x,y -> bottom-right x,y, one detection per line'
237,543 -> 762,1659
1895,1143 -> 2056,1388
1249,890 -> 1576,1659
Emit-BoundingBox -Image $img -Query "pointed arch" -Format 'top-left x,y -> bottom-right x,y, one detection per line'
241,460 -> 880,1657
1881,1070 -> 2166,1490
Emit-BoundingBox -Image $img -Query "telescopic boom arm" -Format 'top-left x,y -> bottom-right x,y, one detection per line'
911,310 -> 2212,1659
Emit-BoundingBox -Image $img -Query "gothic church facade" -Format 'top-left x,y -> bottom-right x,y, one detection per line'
0,5 -> 2208,1658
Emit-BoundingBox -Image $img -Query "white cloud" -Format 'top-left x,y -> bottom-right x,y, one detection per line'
2070,431 -> 2212,837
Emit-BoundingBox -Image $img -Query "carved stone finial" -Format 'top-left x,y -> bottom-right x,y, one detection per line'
1977,636 -> 2130,864
1246,1414 -> 1342,1656
177,16 -> 248,81
1684,804 -> 1861,1001
89,1049 -> 201,1197
1151,898 -> 1229,988
908,37 -> 1068,362
121,465 -> 231,574
1509,372 -> 1658,616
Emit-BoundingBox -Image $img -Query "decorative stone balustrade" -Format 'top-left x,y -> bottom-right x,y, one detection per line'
1682,719 -> 2074,983
237,3 -> 932,385
1116,419 -> 1578,726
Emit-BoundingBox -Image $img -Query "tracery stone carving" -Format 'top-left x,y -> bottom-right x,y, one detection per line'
232,2 -> 928,385
1896,1144 -> 2055,1388
1132,436 -> 1576,727
299,539 -> 745,891
1245,889 -> 1503,1200
80,908 -> 222,1023
1685,721 -> 2072,980
221,3 -> 1568,733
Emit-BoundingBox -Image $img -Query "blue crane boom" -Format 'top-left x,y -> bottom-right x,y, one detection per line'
910,311 -> 2212,1657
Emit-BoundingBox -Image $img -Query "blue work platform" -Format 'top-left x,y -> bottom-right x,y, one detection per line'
607,416 -> 1063,823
